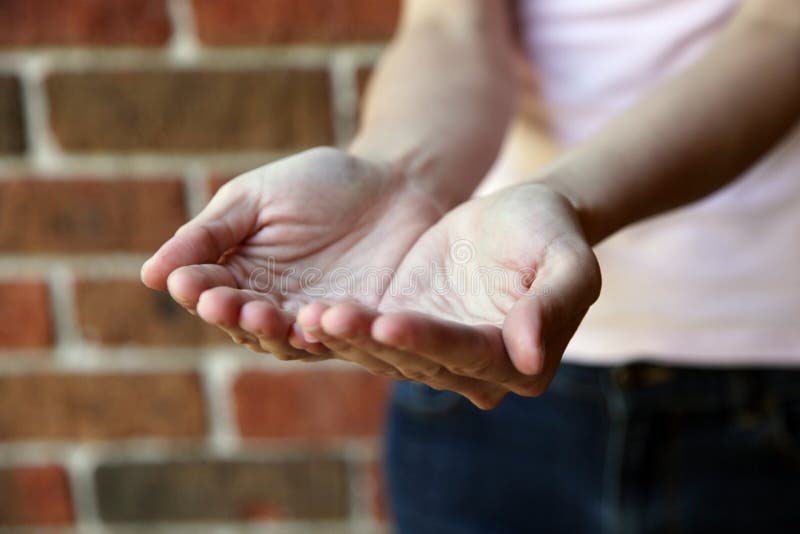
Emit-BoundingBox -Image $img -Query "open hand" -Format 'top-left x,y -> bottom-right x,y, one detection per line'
141,147 -> 441,360
293,182 -> 601,408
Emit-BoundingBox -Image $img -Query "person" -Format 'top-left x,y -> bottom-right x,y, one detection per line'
141,0 -> 800,532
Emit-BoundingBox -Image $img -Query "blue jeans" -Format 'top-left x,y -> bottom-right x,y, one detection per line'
384,362 -> 800,534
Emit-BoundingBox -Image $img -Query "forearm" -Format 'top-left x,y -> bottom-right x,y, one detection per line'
349,0 -> 518,209
541,1 -> 800,245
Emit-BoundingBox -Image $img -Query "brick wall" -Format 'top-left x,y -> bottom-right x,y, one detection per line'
0,0 -> 398,531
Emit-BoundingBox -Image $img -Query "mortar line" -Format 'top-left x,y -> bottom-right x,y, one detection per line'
64,446 -> 100,523
46,263 -> 83,364
166,0 -> 200,65
200,353 -> 243,457
330,51 -> 359,148
18,55 -> 61,173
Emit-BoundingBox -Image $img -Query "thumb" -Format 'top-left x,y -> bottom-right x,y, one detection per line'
502,239 -> 600,376
141,182 -> 257,290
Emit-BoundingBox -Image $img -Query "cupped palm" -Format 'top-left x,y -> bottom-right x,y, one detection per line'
141,147 -> 442,358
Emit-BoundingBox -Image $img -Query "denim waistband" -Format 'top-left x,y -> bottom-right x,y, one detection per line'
549,360 -> 800,413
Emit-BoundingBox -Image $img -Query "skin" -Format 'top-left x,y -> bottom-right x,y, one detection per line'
296,183 -> 599,408
141,146 -> 442,360
143,0 -> 800,409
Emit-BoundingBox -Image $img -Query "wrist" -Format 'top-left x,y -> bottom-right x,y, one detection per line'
348,131 -> 476,212
535,156 -> 621,246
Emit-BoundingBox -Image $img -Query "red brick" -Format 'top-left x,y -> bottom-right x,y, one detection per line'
0,466 -> 74,526
0,0 -> 170,47
75,279 -> 228,345
0,179 -> 186,252
0,372 -> 206,440
367,461 -> 390,520
95,459 -> 349,521
0,75 -> 26,154
234,369 -> 389,440
47,70 -> 333,152
0,280 -> 53,349
193,0 -> 399,45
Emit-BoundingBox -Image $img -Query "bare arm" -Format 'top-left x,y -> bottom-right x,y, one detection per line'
297,0 -> 800,406
541,0 -> 800,244
349,0 -> 519,209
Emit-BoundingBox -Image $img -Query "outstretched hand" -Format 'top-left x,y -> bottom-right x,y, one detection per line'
141,147 -> 442,360
291,183 -> 601,408
142,151 -> 600,409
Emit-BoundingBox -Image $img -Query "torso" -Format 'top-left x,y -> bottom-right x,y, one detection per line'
483,0 -> 800,366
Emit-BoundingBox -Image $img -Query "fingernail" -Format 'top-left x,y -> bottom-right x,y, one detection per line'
293,323 -> 318,343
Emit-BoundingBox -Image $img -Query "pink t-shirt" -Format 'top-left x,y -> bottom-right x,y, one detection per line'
519,0 -> 800,366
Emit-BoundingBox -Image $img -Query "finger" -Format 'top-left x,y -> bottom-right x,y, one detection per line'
504,239 -> 600,378
141,184 -> 256,291
239,300 -> 329,359
295,302 -> 329,343
287,323 -> 330,355
321,303 -> 505,407
468,386 -> 509,410
196,286 -> 262,349
197,286 -> 254,329
282,302 -> 330,355
197,286 -> 303,359
297,302 -> 401,377
321,303 -> 447,381
371,312 -> 523,386
167,264 -> 238,311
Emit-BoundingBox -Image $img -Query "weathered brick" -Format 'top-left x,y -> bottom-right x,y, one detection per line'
234,370 -> 389,440
0,0 -> 170,47
193,0 -> 399,45
75,279 -> 228,345
47,70 -> 333,152
0,466 -> 74,526
0,179 -> 186,252
0,76 -> 25,154
0,373 -> 206,440
95,459 -> 349,521
0,280 -> 53,349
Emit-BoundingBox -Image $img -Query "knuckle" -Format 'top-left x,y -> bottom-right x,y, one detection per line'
470,390 -> 503,410
380,368 -> 404,380
481,398 -> 503,410
451,356 -> 493,378
401,368 -> 429,382
448,365 -> 470,376
423,366 -> 454,389
213,179 -> 234,197
515,380 -> 547,397
428,365 -> 451,381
